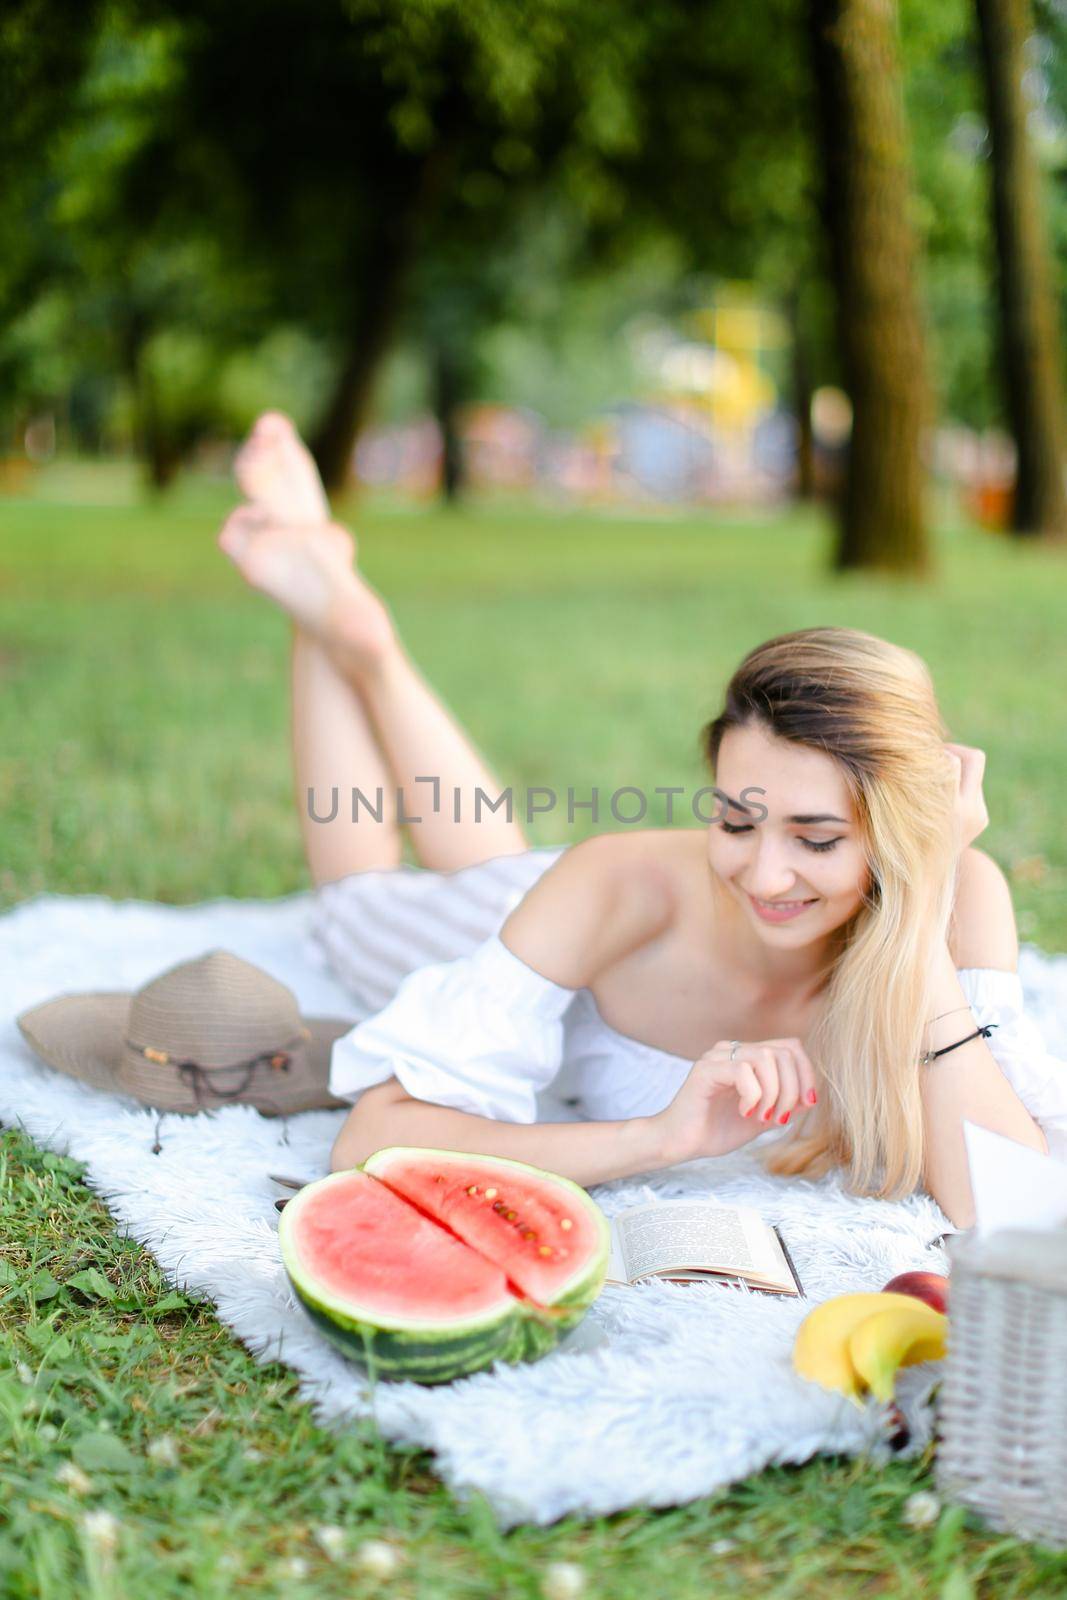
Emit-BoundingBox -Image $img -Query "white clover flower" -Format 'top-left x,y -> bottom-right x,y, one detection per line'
55,1461 -> 93,1496
902,1490 -> 942,1529
355,1538 -> 402,1578
242,1446 -> 266,1464
81,1509 -> 120,1553
147,1435 -> 180,1467
312,1524 -> 346,1560
542,1560 -> 586,1600
709,1538 -> 737,1555
283,1556 -> 309,1578
16,1362 -> 33,1386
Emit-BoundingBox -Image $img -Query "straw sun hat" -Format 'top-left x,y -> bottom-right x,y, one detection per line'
16,950 -> 355,1117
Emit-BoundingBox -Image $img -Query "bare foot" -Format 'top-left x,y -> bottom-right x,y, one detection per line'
218,506 -> 394,672
234,411 -> 331,525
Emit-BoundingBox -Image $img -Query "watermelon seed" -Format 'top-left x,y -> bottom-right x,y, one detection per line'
538,1246 -> 554,1257
521,1229 -> 537,1241
505,1210 -> 517,1222
560,1219 -> 573,1231
492,1200 -> 505,1213
466,1185 -> 479,1196
484,1187 -> 498,1199
434,1175 -> 445,1183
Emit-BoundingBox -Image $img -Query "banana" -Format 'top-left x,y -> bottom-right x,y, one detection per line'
846,1301 -> 947,1403
791,1292 -> 940,1407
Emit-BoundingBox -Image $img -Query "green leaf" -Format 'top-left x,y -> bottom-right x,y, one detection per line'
838,1483 -> 871,1536
932,1502 -> 969,1568
0,1260 -> 19,1286
72,1433 -> 139,1474
85,1330 -> 140,1352
29,1271 -> 62,1301
66,1268 -> 115,1301
939,1564 -> 976,1600
23,1327 -> 72,1360
146,1291 -> 191,1315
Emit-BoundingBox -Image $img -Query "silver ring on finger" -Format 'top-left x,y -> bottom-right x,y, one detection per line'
729,1040 -> 742,1061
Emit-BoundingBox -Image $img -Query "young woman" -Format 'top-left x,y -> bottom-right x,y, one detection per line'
220,413 -> 1063,1230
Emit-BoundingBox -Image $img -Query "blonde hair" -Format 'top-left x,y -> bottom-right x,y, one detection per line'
700,626 -> 959,1200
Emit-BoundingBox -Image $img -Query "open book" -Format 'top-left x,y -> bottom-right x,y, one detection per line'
605,1198 -> 804,1297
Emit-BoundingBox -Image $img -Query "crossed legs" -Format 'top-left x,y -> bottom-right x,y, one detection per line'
219,413 -> 531,886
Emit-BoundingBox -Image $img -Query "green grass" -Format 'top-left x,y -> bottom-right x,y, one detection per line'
2,460 -> 1067,1597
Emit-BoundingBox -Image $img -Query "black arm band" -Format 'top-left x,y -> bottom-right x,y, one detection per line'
920,1022 -> 997,1067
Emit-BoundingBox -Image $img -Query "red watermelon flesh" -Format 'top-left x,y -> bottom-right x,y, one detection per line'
363,1147 -> 603,1304
292,1168 -> 513,1326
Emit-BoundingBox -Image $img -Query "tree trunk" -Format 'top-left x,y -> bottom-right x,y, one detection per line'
786,285 -> 817,500
311,149 -> 455,495
432,343 -> 465,503
309,238 -> 415,496
808,0 -> 931,572
975,0 -> 1067,540
121,309 -> 181,492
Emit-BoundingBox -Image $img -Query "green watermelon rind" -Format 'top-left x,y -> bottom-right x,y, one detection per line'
279,1152 -> 610,1384
297,1295 -> 527,1386
361,1145 -> 611,1307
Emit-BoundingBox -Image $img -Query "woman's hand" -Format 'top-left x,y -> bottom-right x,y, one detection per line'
652,1038 -> 819,1166
943,742 -> 989,853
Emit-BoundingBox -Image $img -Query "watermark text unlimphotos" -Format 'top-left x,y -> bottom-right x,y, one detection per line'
306,778 -> 768,827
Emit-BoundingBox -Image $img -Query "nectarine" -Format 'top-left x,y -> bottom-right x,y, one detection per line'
882,1271 -> 949,1314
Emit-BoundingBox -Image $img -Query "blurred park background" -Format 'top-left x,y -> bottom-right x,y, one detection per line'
6,0 -> 1067,566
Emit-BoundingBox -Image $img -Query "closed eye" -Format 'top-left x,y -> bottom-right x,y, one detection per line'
719,821 -> 842,853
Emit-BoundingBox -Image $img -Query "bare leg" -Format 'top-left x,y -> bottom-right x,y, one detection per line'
339,636 -> 531,875
223,414 -> 530,884
290,627 -> 404,882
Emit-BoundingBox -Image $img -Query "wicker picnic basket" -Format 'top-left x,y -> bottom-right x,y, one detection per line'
936,1226 -> 1067,1549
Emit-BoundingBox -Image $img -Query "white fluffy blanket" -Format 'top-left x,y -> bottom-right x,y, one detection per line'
3,890 -> 1066,1527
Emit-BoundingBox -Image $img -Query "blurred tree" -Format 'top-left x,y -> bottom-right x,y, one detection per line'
808,0 -> 931,573
109,0 -> 829,494
975,0 -> 1067,539
898,0 -> 998,437
0,0 -> 103,444
14,0 -> 1064,540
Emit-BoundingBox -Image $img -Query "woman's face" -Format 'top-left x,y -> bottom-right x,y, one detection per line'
705,721 -> 872,942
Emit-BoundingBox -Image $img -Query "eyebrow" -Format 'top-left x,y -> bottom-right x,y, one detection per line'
722,792 -> 851,826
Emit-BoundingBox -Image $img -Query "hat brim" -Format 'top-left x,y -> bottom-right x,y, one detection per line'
16,992 -> 355,1114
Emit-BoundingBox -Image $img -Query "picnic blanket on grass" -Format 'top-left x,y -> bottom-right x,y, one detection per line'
3,889 -> 1066,1527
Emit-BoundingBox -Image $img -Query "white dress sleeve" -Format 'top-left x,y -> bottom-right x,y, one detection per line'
956,966 -> 1067,1163
328,932 -> 579,1123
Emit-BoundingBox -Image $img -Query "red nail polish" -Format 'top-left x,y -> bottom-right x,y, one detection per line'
761,1108 -> 773,1122
807,1090 -> 817,1105
779,1112 -> 790,1125
743,1107 -> 753,1118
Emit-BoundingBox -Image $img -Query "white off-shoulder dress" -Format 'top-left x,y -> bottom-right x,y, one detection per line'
308,844 -> 1067,1163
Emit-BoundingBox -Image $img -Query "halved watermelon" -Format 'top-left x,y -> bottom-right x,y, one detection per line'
278,1148 -> 609,1385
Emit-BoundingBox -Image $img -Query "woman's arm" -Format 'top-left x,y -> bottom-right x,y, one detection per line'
330,1079 -> 670,1185
921,849 -> 1048,1227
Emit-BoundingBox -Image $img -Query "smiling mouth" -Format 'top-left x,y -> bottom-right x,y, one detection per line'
746,892 -> 819,909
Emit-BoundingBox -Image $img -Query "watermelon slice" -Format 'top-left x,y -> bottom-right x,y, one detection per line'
278,1148 -> 610,1386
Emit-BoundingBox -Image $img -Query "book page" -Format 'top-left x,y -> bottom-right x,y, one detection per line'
606,1223 -> 628,1286
617,1201 -> 761,1280
661,1225 -> 797,1293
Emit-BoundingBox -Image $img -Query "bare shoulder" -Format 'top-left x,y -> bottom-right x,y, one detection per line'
499,829 -> 684,989
949,846 -> 1019,972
